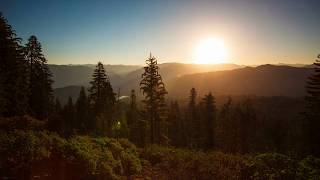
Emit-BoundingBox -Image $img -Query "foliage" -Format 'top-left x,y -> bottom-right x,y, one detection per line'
140,54 -> 167,144
88,62 -> 116,136
0,12 -> 29,117
140,145 -> 320,180
0,130 -> 141,179
305,54 -> 320,155
298,156 -> 320,179
140,145 -> 249,179
75,86 -> 90,133
248,153 -> 297,179
88,62 -> 115,115
24,35 -> 54,120
0,115 -> 46,130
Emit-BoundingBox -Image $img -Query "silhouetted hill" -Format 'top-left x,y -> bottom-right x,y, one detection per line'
53,64 -> 313,102
117,63 -> 243,94
167,64 -> 313,97
49,64 -> 141,88
53,85 -> 82,105
50,63 -> 242,90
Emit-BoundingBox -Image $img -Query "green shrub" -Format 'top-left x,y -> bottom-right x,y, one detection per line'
248,153 -> 297,179
141,145 -> 249,180
297,156 -> 320,179
0,130 -> 141,179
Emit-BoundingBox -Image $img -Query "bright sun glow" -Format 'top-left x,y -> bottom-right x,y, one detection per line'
193,38 -> 228,64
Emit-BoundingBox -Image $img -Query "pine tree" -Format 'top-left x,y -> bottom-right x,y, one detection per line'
0,12 -> 28,117
48,98 -> 63,134
62,97 -> 75,136
186,87 -> 199,148
88,62 -> 115,135
127,90 -> 138,128
200,92 -> 216,149
216,98 -> 238,152
236,98 -> 257,153
24,35 -> 53,119
140,54 -> 167,144
75,86 -> 89,133
305,54 -> 320,155
168,101 -> 184,147
126,90 -> 147,147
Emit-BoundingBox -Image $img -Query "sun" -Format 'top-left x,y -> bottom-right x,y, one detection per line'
193,38 -> 228,64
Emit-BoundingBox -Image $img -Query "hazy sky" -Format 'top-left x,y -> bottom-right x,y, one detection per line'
2,0 -> 320,65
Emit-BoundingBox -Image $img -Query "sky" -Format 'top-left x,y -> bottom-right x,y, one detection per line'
1,0 -> 320,65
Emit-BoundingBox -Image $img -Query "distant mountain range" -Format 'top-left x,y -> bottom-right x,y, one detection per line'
51,63 -> 313,104
49,64 -> 142,88
167,64 -> 313,98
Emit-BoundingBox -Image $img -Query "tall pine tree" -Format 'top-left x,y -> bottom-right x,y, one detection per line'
305,54 -> 320,155
186,87 -> 199,148
140,54 -> 167,144
62,97 -> 75,136
75,86 -> 89,133
216,98 -> 238,152
88,62 -> 115,135
200,92 -> 216,149
0,12 -> 28,117
126,89 -> 147,147
24,35 -> 53,119
168,101 -> 184,147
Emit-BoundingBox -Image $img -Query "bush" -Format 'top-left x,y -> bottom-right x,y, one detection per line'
297,156 -> 320,179
248,153 -> 297,179
0,130 -> 141,179
0,115 -> 45,130
141,145 -> 249,179
140,146 -> 320,180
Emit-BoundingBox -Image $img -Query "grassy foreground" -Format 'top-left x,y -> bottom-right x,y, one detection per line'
0,130 -> 320,180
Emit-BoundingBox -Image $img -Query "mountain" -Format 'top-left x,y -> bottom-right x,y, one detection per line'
167,64 -> 313,98
53,86 -> 82,105
53,64 -> 313,104
116,63 -> 244,94
49,64 -> 141,88
52,63 -> 243,103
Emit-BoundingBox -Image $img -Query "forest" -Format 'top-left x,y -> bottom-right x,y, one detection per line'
1,12 -> 320,180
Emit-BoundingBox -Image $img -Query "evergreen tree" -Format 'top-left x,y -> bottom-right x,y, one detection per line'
186,87 -> 199,148
126,90 -> 147,147
168,101 -> 184,147
88,62 -> 115,135
305,54 -> 320,155
236,98 -> 257,153
140,54 -> 167,144
62,97 -> 75,136
127,90 -> 138,127
216,98 -> 238,152
200,92 -> 216,149
48,98 -> 63,133
75,86 -> 89,133
0,12 -> 28,117
24,35 -> 53,119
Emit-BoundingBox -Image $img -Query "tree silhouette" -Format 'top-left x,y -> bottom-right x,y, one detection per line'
126,89 -> 146,146
24,35 -> 53,119
186,87 -> 199,148
75,86 -> 89,133
168,101 -> 184,147
200,92 -> 216,149
62,97 -> 75,136
0,12 -> 28,117
216,98 -> 237,152
237,98 -> 257,153
88,62 -> 115,135
140,54 -> 167,144
305,54 -> 320,155
48,98 -> 64,134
